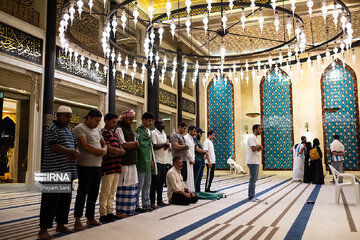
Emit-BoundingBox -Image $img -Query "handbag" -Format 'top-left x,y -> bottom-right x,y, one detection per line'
309,148 -> 320,161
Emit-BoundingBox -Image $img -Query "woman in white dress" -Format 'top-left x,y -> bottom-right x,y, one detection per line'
293,140 -> 306,182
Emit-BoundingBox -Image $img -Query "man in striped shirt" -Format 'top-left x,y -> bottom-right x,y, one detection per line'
99,113 -> 125,222
330,135 -> 346,183
38,106 -> 80,240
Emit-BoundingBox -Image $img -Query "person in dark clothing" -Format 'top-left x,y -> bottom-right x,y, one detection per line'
311,138 -> 324,184
303,142 -> 312,183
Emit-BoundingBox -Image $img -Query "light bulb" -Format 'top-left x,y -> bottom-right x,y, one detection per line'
121,9 -> 126,32
258,10 -> 264,33
158,23 -> 164,44
321,1 -> 327,24
229,0 -> 234,11
148,0 -> 154,23
185,0 -> 192,15
307,0 -> 313,19
185,15 -> 191,35
166,0 -> 172,18
89,0 -> 93,13
286,18 -> 292,39
133,4 -> 139,28
112,15 -> 117,36
250,0 -> 255,14
274,13 -> 280,32
206,0 -> 212,13
241,10 -> 246,32
87,58 -> 92,70
77,0 -> 84,20
69,5 -> 75,26
290,0 -> 296,16
203,14 -> 208,34
271,0 -> 277,13
170,19 -> 176,39
124,56 -> 129,72
111,48 -> 115,64
222,11 -> 227,33
220,43 -> 226,62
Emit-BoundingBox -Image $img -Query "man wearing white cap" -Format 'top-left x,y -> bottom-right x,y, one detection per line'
38,106 -> 80,239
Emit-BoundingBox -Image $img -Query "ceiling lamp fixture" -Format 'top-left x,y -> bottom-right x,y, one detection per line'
133,3 -> 139,28
121,9 -> 126,32
229,0 -> 234,11
112,15 -> 117,36
307,0 -> 314,19
132,58 -> 137,73
103,0 -> 106,9
185,0 -> 192,15
258,10 -> 264,33
286,16 -> 292,39
274,13 -> 280,32
151,63 -> 155,85
158,23 -> 164,44
87,58 -> 92,70
240,9 -> 246,32
220,42 -> 226,62
340,11 -> 347,32
80,54 -> 85,67
124,56 -> 129,72
88,0 -> 93,13
117,53 -> 122,69
170,19 -> 176,40
69,4 -> 75,26
148,0 -> 154,23
352,49 -> 356,63
171,56 -> 177,86
332,2 -> 339,30
271,0 -> 277,13
112,66 -> 116,78
203,13 -> 208,34
250,0 -> 255,14
222,11 -> 227,33
77,0 -> 84,20
321,0 -> 327,23
155,51 -> 160,67
290,0 -> 296,16
185,15 -> 191,35
182,60 -> 188,87
206,0 -> 212,13
166,0 -> 172,18
111,48 -> 115,64
104,65 -> 108,76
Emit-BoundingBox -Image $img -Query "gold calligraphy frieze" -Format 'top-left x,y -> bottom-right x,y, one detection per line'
55,46 -> 107,86
115,71 -> 144,98
159,89 -> 176,108
0,22 -> 42,64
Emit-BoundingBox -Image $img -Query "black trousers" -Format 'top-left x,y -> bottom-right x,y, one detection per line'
181,160 -> 188,182
171,192 -> 198,205
150,163 -> 167,205
74,165 -> 101,219
205,164 -> 215,191
39,191 -> 72,228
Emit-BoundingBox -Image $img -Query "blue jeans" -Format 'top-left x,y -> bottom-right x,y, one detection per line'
136,171 -> 152,208
247,164 -> 259,200
193,160 -> 205,192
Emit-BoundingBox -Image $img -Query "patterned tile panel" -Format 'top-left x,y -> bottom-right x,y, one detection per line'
207,77 -> 235,169
321,60 -> 360,170
261,70 -> 294,170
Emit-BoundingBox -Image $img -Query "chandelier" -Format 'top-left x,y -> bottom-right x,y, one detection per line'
58,0 -> 357,87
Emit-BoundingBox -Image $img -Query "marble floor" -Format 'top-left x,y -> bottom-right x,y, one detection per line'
0,172 -> 359,240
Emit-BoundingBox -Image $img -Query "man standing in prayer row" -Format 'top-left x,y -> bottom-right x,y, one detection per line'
166,156 -> 198,205
293,136 -> 306,182
136,112 -> 155,212
203,130 -> 216,193
330,135 -> 346,183
246,124 -> 264,202
38,106 -> 80,240
184,126 -> 196,192
73,109 -> 107,230
99,113 -> 125,222
115,110 -> 139,216
150,120 -> 170,208
171,123 -> 189,181
193,128 -> 209,193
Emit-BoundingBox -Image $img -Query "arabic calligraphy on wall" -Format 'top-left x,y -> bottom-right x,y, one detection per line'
115,72 -> 144,98
0,22 -> 42,64
182,98 -> 195,114
159,89 -> 177,108
55,46 -> 107,86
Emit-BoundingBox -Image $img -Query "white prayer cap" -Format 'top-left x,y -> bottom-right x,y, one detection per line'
57,105 -> 72,113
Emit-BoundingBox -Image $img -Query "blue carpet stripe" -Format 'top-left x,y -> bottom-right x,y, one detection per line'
284,184 -> 322,240
0,174 -> 257,226
159,177 -> 291,240
0,175 -> 244,207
